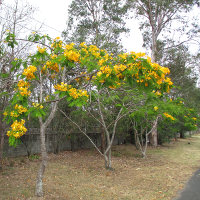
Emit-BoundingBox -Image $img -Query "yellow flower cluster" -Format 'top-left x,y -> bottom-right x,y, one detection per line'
14,104 -> 28,114
120,52 -> 173,89
80,42 -> 87,48
64,50 -> 80,62
7,119 -> 27,138
88,45 -> 101,58
113,64 -> 127,78
63,43 -> 80,62
3,111 -> 8,116
54,82 -> 69,91
17,80 -> 31,96
51,37 -> 63,48
68,88 -> 89,99
119,53 -> 128,60
99,66 -> 112,78
163,113 -> 175,120
23,65 -> 37,80
54,82 -> 89,99
65,43 -> 74,50
130,52 -> 146,60
192,117 -> 197,121
32,103 -> 43,109
10,111 -> 19,118
37,46 -> 46,54
45,61 -> 59,72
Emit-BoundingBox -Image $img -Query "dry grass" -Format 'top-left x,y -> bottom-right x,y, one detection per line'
1,135 -> 200,200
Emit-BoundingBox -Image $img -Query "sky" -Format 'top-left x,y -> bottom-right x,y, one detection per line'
3,0 -> 144,53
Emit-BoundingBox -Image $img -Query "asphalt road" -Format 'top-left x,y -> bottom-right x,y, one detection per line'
174,169 -> 200,200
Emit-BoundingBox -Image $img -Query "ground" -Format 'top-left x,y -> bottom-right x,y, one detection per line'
1,135 -> 200,200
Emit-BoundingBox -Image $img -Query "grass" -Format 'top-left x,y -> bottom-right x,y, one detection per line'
1,135 -> 200,200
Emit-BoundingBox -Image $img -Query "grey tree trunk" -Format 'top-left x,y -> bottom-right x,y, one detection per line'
150,30 -> 159,147
0,120 -> 4,170
35,124 -> 47,197
104,148 -> 112,170
149,123 -> 158,147
100,125 -> 105,154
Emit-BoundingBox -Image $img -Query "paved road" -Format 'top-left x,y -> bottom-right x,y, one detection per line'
174,169 -> 200,200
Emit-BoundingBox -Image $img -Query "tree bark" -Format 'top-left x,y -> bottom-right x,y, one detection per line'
149,119 -> 158,147
104,148 -> 112,170
0,120 -> 4,171
35,124 -> 47,197
100,125 -> 105,154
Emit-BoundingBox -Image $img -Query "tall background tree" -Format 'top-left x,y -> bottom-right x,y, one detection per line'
63,0 -> 129,54
127,0 -> 199,62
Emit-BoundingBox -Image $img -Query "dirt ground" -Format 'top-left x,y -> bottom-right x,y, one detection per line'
1,135 -> 200,200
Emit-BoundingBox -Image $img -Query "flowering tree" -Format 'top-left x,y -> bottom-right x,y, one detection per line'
3,32 -> 173,196
130,94 -> 176,157
158,98 -> 199,141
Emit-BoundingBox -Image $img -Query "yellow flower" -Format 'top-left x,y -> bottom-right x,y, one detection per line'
155,91 -> 161,96
17,80 -> 29,88
154,106 -> 158,111
3,111 -> 8,116
37,46 -> 46,54
14,104 -> 28,114
163,113 -> 175,120
23,65 -> 37,80
80,42 -> 87,48
64,50 -> 80,62
109,85 -> 116,89
32,103 -> 43,109
97,71 -> 102,77
7,119 -> 27,138
54,82 -> 68,91
10,111 -> 19,118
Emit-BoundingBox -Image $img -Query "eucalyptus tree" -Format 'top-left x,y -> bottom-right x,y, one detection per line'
63,0 -> 129,54
127,0 -> 199,62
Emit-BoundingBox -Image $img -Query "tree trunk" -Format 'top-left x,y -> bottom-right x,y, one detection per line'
100,125 -> 105,154
35,124 -> 48,197
104,148 -> 112,170
0,121 -> 4,171
149,119 -> 158,147
134,131 -> 140,150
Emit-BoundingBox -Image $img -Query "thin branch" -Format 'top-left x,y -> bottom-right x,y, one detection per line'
58,107 -> 104,156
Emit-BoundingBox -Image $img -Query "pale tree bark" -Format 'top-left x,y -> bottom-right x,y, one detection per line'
35,101 -> 58,197
100,124 -> 105,154
132,116 -> 160,157
96,91 -> 124,170
35,69 -> 59,196
0,120 -> 4,170
149,120 -> 158,147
